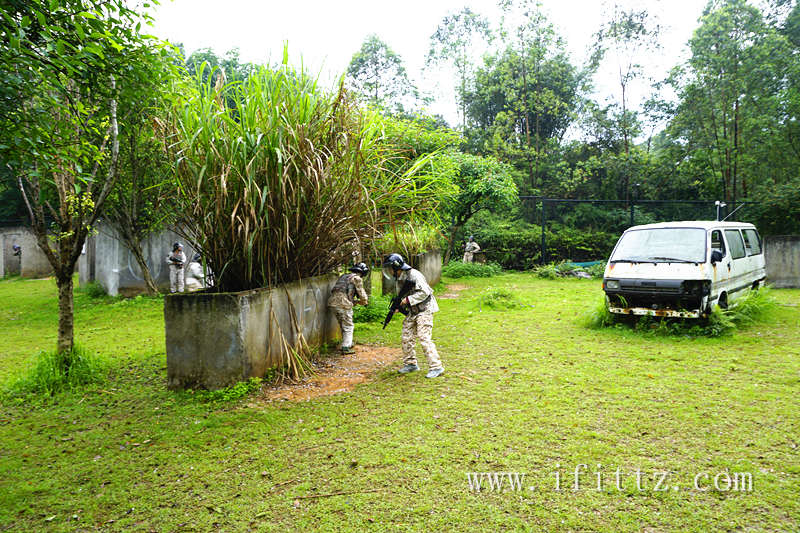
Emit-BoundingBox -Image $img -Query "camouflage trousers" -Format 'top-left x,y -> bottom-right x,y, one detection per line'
401,310 -> 443,371
332,307 -> 354,348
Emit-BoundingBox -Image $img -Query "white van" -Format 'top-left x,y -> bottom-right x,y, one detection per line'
602,221 -> 766,318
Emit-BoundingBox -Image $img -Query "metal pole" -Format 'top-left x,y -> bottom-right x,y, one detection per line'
540,200 -> 547,265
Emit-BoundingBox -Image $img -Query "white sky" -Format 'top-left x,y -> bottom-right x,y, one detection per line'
149,0 -> 707,128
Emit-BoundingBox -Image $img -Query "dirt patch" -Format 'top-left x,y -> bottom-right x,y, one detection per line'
438,283 -> 470,299
257,345 -> 400,402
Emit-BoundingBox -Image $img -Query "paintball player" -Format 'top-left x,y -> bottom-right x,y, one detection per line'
185,253 -> 212,292
383,253 -> 444,378
463,235 -> 480,263
327,262 -> 370,354
12,244 -> 21,257
166,242 -> 186,293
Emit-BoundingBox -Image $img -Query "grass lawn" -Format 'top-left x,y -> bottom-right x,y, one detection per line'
1,273 -> 798,532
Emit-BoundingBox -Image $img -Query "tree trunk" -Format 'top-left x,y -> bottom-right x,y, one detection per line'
129,237 -> 159,294
57,273 -> 74,355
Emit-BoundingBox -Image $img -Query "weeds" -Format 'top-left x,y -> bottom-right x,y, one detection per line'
442,261 -> 502,278
584,287 -> 777,337
4,345 -> 105,399
195,377 -> 263,403
478,286 -> 525,311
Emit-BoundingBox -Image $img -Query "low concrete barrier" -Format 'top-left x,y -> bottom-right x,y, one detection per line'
765,235 -> 800,288
381,249 -> 442,296
165,274 -> 340,390
80,223 -> 197,295
1,226 -> 53,278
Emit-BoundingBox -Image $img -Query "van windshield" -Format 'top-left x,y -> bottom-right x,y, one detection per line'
610,228 -> 706,263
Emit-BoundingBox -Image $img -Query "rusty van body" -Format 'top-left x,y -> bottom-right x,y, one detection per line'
602,221 -> 766,318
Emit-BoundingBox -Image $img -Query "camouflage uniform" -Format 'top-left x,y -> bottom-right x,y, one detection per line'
327,273 -> 368,349
463,240 -> 480,263
397,268 -> 443,371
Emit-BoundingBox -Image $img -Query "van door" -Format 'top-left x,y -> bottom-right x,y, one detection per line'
709,229 -> 730,304
723,229 -> 749,300
741,228 -> 766,285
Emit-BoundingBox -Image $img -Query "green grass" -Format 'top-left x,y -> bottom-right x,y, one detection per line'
1,274 -> 799,531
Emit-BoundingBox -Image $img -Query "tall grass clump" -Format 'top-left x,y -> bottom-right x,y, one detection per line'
5,345 -> 104,398
163,50 -> 444,293
374,222 -> 443,259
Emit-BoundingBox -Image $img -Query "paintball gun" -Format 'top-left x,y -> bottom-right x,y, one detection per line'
382,279 -> 416,329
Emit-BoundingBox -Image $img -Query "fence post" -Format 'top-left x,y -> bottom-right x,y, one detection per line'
630,201 -> 635,226
540,200 -> 547,265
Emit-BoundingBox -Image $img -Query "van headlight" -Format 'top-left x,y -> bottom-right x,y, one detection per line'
605,279 -> 620,290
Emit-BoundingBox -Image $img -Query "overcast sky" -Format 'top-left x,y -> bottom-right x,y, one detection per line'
149,0 -> 707,127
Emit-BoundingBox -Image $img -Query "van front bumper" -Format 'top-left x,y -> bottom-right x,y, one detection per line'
606,306 -> 702,318
603,278 -> 711,319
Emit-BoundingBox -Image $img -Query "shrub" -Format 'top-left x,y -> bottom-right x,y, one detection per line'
77,281 -> 108,298
442,261 -> 502,278
464,219 -> 617,270
353,294 -> 391,323
5,345 -> 104,398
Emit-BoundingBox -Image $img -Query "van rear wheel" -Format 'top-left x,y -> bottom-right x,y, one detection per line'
718,292 -> 728,310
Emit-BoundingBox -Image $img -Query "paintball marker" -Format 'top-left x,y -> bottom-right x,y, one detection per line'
382,279 -> 416,329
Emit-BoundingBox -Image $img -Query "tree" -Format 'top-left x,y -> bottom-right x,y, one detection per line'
593,3 -> 662,203
431,151 -> 518,263
103,55 -> 178,295
346,35 -> 418,113
426,7 -> 491,131
0,0 -> 166,354
662,0 -> 789,207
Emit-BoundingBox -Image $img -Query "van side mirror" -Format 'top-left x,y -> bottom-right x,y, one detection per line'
711,250 -> 723,264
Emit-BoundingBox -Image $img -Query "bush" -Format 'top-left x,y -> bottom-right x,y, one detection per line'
353,294 -> 391,323
5,345 -> 105,398
77,281 -> 108,298
463,219 -> 617,270
442,261 -> 502,278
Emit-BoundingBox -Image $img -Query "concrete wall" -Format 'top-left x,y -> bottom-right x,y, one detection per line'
381,249 -> 443,296
80,223 -> 197,295
165,274 -> 340,390
1,226 -> 53,278
765,235 -> 800,289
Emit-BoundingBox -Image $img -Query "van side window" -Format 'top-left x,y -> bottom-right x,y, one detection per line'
725,229 -> 746,259
711,230 -> 726,256
742,229 -> 762,255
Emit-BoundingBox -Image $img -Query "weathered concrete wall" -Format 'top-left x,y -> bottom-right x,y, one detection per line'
1,226 -> 53,278
80,223 -> 197,295
764,235 -> 800,289
165,274 -> 340,390
381,250 -> 443,296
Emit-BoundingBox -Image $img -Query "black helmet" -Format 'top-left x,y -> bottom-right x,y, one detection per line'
383,253 -> 411,271
468,235 -> 474,242
349,262 -> 369,276
193,253 -> 202,263
173,242 -> 182,251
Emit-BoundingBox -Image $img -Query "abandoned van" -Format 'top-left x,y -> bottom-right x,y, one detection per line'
602,221 -> 766,318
